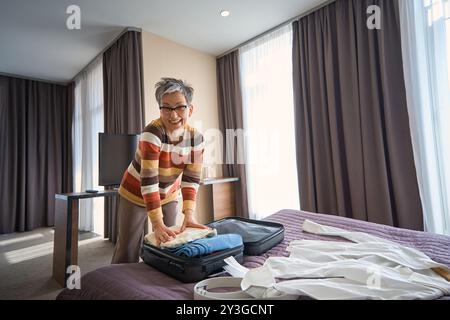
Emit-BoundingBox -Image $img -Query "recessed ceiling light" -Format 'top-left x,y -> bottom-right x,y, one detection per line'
220,10 -> 230,17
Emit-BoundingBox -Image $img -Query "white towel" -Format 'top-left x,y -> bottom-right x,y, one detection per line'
144,226 -> 217,248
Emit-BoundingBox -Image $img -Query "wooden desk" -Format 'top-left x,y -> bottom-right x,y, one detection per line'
200,177 -> 239,220
52,190 -> 118,287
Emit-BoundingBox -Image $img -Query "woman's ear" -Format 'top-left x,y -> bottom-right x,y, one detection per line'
188,105 -> 194,117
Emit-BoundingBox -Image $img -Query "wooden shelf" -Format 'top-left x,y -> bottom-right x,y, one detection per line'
200,177 -> 239,185
55,189 -> 118,200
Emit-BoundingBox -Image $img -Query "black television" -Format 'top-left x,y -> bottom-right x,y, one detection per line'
98,132 -> 139,187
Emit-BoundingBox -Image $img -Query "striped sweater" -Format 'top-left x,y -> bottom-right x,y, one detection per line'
118,118 -> 204,224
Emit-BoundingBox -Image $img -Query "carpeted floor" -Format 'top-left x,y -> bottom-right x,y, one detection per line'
0,227 -> 114,300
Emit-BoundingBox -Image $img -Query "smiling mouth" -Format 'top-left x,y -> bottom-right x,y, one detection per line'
169,119 -> 182,125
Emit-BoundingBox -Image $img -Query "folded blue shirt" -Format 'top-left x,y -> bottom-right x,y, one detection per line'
165,234 -> 243,258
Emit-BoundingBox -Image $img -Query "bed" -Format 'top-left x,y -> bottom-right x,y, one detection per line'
56,209 -> 450,300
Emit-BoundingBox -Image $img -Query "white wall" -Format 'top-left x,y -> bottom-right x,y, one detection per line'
141,30 -> 222,224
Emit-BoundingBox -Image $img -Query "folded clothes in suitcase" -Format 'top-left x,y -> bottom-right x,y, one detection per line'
141,217 -> 285,283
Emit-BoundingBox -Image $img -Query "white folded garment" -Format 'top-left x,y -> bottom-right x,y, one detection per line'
239,220 -> 450,300
144,226 -> 217,248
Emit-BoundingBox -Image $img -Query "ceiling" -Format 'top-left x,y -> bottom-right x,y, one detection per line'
0,0 -> 327,83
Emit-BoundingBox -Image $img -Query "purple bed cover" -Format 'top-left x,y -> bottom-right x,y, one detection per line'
56,210 -> 450,300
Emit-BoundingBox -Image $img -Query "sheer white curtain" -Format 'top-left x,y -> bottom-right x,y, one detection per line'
239,24 -> 300,220
73,56 -> 104,232
399,0 -> 450,235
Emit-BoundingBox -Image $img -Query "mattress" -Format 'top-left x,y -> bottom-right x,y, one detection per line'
56,209 -> 450,300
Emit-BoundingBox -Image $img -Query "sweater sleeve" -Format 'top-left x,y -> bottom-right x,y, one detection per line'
140,128 -> 164,224
181,131 -> 204,213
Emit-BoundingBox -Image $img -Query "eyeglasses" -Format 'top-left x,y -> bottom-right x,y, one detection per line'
159,105 -> 188,114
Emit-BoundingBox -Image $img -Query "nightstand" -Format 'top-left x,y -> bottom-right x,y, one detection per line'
200,177 -> 239,221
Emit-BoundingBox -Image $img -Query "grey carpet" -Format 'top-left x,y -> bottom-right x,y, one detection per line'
0,227 -> 114,300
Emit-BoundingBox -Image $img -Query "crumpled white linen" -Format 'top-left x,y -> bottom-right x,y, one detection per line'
239,220 -> 450,300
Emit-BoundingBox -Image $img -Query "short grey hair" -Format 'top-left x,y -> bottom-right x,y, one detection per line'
155,78 -> 194,106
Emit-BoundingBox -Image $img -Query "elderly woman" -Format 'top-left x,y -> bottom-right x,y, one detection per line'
111,77 -> 207,264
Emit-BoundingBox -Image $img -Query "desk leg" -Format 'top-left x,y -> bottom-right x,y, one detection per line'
52,198 -> 79,287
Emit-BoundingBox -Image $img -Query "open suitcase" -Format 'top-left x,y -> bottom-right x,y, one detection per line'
141,217 -> 285,283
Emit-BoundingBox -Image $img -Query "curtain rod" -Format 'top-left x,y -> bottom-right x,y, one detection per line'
216,0 -> 336,58
71,26 -> 142,82
0,71 -> 68,86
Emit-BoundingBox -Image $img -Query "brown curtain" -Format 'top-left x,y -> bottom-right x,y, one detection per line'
216,50 -> 249,218
0,76 -> 74,234
292,0 -> 423,230
103,31 -> 145,243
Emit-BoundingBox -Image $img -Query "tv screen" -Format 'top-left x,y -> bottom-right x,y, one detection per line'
99,133 -> 139,187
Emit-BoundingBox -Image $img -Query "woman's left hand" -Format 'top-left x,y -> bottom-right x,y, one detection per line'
180,209 -> 210,233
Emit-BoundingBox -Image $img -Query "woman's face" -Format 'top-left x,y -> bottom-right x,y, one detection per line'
159,91 -> 193,133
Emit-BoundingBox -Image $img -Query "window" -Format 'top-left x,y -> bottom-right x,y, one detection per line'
73,57 -> 104,233
239,24 -> 300,220
400,0 -> 450,234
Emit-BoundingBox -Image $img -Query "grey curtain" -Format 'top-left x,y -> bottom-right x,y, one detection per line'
103,31 -> 145,243
216,50 -> 249,218
292,0 -> 423,230
0,76 -> 74,234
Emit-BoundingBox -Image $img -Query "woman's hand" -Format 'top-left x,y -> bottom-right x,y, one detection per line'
180,209 -> 210,233
153,222 -> 178,246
